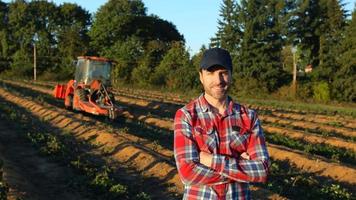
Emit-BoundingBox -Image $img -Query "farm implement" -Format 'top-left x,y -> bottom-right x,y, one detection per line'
53,56 -> 123,120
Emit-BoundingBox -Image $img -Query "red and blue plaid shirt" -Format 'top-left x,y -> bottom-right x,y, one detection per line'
174,94 -> 269,200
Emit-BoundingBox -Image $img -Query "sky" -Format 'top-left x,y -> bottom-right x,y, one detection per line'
5,0 -> 356,54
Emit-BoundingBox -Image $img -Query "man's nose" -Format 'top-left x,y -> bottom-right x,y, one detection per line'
213,73 -> 225,83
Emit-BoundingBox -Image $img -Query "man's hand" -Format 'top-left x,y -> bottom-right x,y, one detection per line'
199,151 -> 213,167
240,152 -> 250,160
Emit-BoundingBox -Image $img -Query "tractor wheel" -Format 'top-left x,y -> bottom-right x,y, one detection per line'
64,95 -> 73,110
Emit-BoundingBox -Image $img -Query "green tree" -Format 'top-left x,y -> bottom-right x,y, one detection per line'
55,3 -> 91,80
332,8 -> 356,102
0,1 -> 9,72
131,40 -> 168,87
7,0 -> 34,76
108,36 -> 144,84
292,0 -> 323,69
151,42 -> 193,91
238,0 -> 286,91
89,0 -> 184,87
315,0 -> 346,82
88,0 -> 146,54
27,0 -> 59,74
210,0 -> 242,54
131,14 -> 184,44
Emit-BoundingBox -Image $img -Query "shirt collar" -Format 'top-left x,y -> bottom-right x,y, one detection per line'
198,93 -> 238,116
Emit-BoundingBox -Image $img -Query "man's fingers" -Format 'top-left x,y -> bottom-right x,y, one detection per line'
241,152 -> 250,160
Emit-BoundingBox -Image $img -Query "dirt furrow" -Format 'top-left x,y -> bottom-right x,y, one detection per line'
114,99 -> 356,185
20,80 -> 356,129
112,87 -> 356,128
0,86 -> 284,199
264,126 -> 356,152
2,82 -> 356,186
0,118 -> 89,200
259,115 -> 356,138
270,112 -> 356,130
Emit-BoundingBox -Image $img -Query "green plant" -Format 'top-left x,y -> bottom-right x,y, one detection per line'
313,81 -> 331,103
109,184 -> 128,197
135,192 -> 151,200
320,184 -> 352,200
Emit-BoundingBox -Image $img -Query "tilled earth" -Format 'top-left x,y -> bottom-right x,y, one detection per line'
0,79 -> 355,199
0,120 -> 88,200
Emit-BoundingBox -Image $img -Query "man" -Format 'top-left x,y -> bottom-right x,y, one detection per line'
174,48 -> 270,200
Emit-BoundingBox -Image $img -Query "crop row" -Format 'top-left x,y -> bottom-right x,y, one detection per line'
20,79 -> 356,121
111,84 -> 356,118
111,86 -> 356,131
1,82 -> 355,199
20,79 -> 356,132
5,80 -> 356,166
4,80 -> 356,164
0,85 -> 181,199
0,98 -> 152,200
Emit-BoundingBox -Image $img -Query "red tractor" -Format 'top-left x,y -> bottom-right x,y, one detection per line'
53,56 -> 123,120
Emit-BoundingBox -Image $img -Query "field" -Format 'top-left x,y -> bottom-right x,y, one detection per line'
0,79 -> 355,200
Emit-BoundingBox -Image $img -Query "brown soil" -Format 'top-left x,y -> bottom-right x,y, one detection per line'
0,118 -> 88,200
264,126 -> 356,152
259,115 -> 356,138
2,81 -> 356,185
111,84 -> 356,129
0,81 -> 286,199
270,112 -> 356,130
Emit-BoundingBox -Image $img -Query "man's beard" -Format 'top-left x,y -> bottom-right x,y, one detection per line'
204,82 -> 229,100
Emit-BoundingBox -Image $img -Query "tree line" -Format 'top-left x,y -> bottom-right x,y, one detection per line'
211,0 -> 355,102
0,0 -> 354,102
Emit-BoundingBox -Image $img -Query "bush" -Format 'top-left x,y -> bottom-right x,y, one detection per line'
273,85 -> 295,100
231,75 -> 268,98
312,81 -> 330,103
131,63 -> 152,87
10,48 -> 33,78
297,82 -> 313,101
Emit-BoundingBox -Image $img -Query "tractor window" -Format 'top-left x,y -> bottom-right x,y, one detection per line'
87,61 -> 111,84
74,59 -> 89,84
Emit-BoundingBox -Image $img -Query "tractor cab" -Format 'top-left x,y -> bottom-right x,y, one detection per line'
74,56 -> 112,87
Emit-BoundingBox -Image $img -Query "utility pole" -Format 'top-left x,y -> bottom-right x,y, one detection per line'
291,46 -> 297,97
34,43 -> 37,81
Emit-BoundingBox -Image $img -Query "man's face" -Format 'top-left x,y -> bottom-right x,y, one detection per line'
199,65 -> 232,101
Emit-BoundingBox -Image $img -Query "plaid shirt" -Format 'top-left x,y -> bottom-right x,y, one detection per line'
174,94 -> 269,200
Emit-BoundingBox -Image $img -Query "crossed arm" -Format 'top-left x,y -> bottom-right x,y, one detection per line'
174,109 -> 270,186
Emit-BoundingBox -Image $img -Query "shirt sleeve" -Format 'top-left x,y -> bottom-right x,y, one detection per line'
174,108 -> 227,185
210,111 -> 270,183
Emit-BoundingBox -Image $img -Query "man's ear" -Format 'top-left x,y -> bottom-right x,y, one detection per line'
199,71 -> 203,84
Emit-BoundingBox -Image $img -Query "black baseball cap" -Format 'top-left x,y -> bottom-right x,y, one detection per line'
200,48 -> 232,71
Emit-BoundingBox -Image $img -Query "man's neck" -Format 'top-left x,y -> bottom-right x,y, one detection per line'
204,93 -> 228,115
